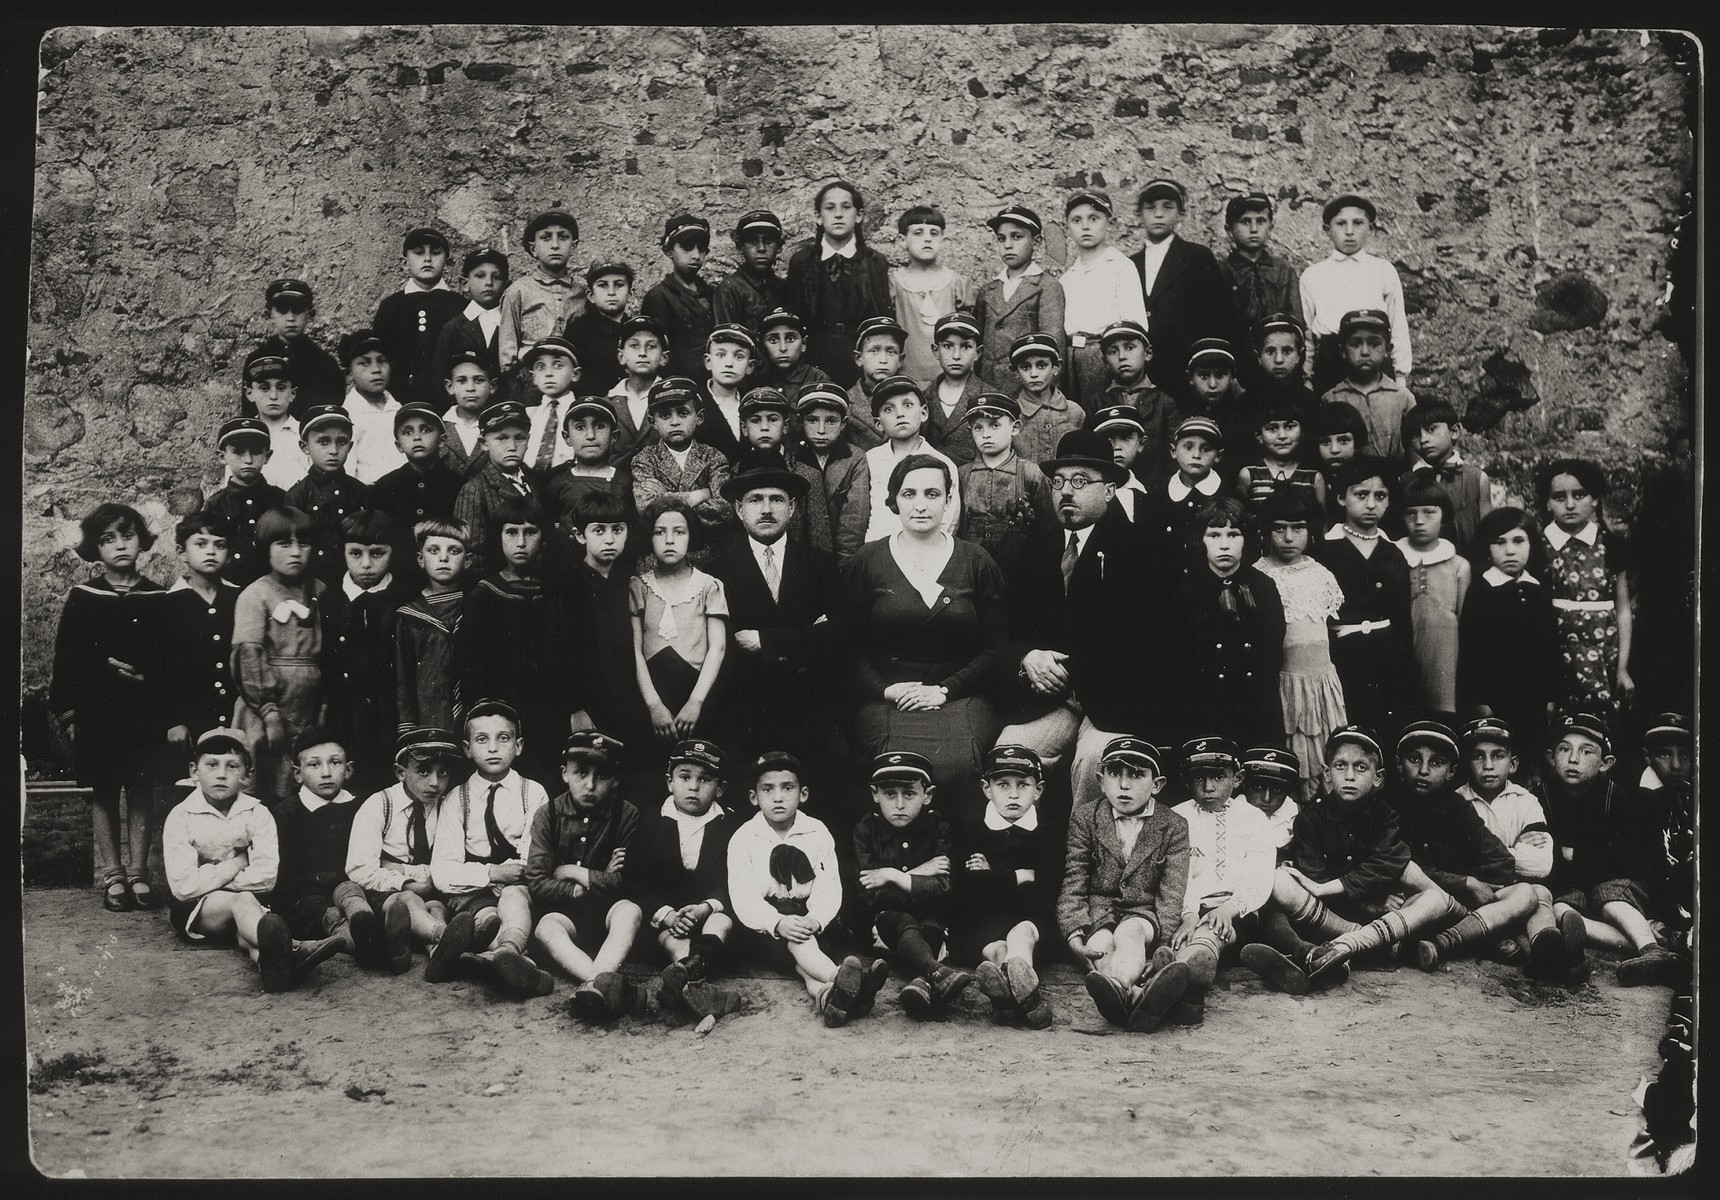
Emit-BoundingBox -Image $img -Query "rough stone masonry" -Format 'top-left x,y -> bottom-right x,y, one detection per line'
24,23 -> 1695,693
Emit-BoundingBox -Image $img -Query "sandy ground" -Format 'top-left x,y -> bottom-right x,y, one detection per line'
23,886 -> 1668,1178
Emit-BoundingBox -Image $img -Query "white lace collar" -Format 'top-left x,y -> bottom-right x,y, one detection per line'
1395,538 -> 1456,568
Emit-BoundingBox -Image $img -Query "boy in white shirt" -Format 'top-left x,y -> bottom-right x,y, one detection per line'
339,329 -> 406,484
1057,189 -> 1150,410
861,375 -> 962,542
1298,193 -> 1412,395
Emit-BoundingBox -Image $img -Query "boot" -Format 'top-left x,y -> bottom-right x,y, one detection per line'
424,911 -> 475,984
974,960 -> 1017,1022
1126,960 -> 1190,1033
257,912 -> 294,994
1005,958 -> 1054,1030
292,935 -> 344,978
1240,943 -> 1310,995
930,964 -> 974,1005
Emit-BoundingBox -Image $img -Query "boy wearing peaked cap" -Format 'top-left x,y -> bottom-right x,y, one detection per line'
791,381 -> 869,564
1061,736 -> 1191,1031
369,402 -> 463,538
850,750 -> 973,1018
284,404 -> 371,586
563,261 -> 633,398
499,209 -> 585,389
608,313 -> 670,460
1300,193 -> 1412,395
438,350 -> 495,480
239,348 -> 309,489
758,307 -> 834,397
1096,319 -> 1176,491
1060,189 -> 1150,411
1008,331 -> 1084,467
630,377 -> 733,529
259,277 -> 346,417
1382,721 -> 1541,973
527,731 -> 645,1017
518,335 -> 584,478
695,322 -> 763,464
842,314 -> 906,451
434,247 -> 510,385
956,745 -> 1059,1028
860,375 -> 962,542
452,401 -> 535,578
923,311 -> 989,466
643,213 -> 717,381
373,226 -> 467,407
1322,308 -> 1418,470
626,738 -> 744,1019
339,329 -> 407,485
975,205 -> 1065,396
1136,414 -> 1227,582
205,415 -> 288,586
1178,338 -> 1252,480
1241,745 -> 1301,861
733,389 -> 832,554
1129,178 -> 1240,403
542,397 -> 635,532
1086,405 -> 1153,527
958,390 -> 1055,579
715,210 -> 788,334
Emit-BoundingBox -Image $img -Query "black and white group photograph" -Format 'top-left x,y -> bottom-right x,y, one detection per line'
13,20 -> 1701,1180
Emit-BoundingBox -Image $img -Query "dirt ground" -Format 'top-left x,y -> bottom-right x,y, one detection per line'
22,886 -> 1668,1179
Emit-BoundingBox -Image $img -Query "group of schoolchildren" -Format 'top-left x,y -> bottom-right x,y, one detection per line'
48,177 -> 1694,1032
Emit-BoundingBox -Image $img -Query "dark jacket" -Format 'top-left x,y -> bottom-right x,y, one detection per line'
1290,796 -> 1410,903
1170,563 -> 1286,748
394,589 -> 462,734
626,803 -> 738,919
1384,785 -> 1518,895
525,792 -> 640,909
692,385 -> 748,465
253,334 -> 346,419
50,575 -> 168,784
204,477 -> 289,587
433,308 -> 501,384
321,575 -> 417,790
1541,778 -> 1657,896
713,267 -> 788,335
273,794 -> 363,901
954,814 -> 1060,926
973,270 -> 1066,395
1129,236 -> 1242,400
641,273 -> 717,381
370,458 -> 463,536
374,288 -> 468,406
283,468 -> 371,587
784,239 -> 893,386
158,578 -> 243,746
851,808 -> 956,920
563,307 -> 626,397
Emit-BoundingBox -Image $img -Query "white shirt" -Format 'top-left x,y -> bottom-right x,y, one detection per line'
1111,800 -> 1153,859
820,235 -> 858,261
710,391 -> 743,441
984,804 -> 1040,832
405,279 -> 454,293
260,416 -> 307,490
1115,474 -> 1149,521
1173,798 -> 1275,924
726,811 -> 842,936
163,789 -> 279,903
527,393 -> 576,471
1543,520 -> 1599,551
431,770 -> 551,894
342,387 -> 406,484
668,445 -> 692,473
341,571 -> 395,602
1639,765 -> 1663,791
346,784 -> 442,894
749,534 -> 789,595
609,378 -> 652,438
1137,235 -> 1173,297
443,405 -> 482,457
996,259 -> 1044,303
653,798 -> 729,925
1167,471 -> 1222,502
1460,782 -> 1552,880
1298,249 -> 1412,376
463,299 -> 502,345
1261,795 -> 1299,852
296,786 -> 356,814
1060,245 -> 1150,336
862,438 -> 962,542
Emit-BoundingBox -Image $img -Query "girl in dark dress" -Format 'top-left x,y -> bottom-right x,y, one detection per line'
841,454 -> 1008,822
50,503 -> 168,912
785,180 -> 893,388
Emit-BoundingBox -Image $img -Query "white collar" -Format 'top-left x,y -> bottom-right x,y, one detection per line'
1121,475 -> 1149,495
984,804 -> 1040,832
1482,565 -> 1540,587
993,260 -> 1045,284
1324,249 -> 1373,264
342,572 -> 395,600
182,789 -> 264,819
820,235 -> 858,260
1395,538 -> 1456,568
1112,800 -> 1154,821
1139,235 -> 1174,264
1637,765 -> 1663,791
344,387 -> 399,411
1410,449 -> 1465,472
470,770 -> 521,800
1065,523 -> 1097,555
168,575 -> 236,597
444,404 -> 480,427
405,278 -> 453,293
749,534 -> 788,570
660,795 -> 726,828
1168,472 -> 1221,501
298,786 -> 356,812
1544,520 -> 1599,550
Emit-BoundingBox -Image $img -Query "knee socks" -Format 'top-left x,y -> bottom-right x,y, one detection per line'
690,932 -> 725,968
1330,909 -> 1410,958
494,921 -> 529,955
1525,894 -> 1558,939
1281,888 -> 1359,942
1398,888 -> 1469,940
1428,911 -> 1490,958
334,882 -> 372,924
894,927 -> 943,979
1175,926 -> 1223,993
1258,909 -> 1315,962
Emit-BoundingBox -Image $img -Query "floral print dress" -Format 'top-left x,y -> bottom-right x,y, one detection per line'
1545,522 -> 1620,716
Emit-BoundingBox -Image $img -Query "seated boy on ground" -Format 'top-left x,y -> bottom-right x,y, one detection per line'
271,727 -> 375,963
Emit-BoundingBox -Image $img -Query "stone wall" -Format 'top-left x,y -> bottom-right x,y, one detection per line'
24,23 -> 1695,694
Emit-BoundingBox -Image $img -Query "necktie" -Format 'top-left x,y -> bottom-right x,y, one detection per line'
762,543 -> 780,602
534,401 -> 560,473
407,800 -> 428,864
483,782 -> 518,863
1061,530 -> 1080,594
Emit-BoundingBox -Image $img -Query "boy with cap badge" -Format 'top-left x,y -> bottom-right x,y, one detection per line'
433,698 -> 556,998
957,390 -> 1054,579
205,416 -> 288,586
434,247 -> 510,384
438,350 -> 495,481
733,391 -> 832,555
758,307 -> 833,397
1008,331 -> 1084,468
518,335 -> 584,478
1299,193 -> 1412,396
1540,712 -> 1689,988
283,404 -> 371,587
238,347 -> 308,489
1322,309 -> 1418,470
892,205 -> 975,385
453,401 -> 535,578
344,727 -> 474,982
694,322 -> 761,464
258,278 -> 346,417
714,210 -> 789,334
860,375 -> 962,542
922,311 -> 989,466
1251,724 -> 1467,990
850,750 -> 973,1017
1128,178 -> 1240,403
643,213 -> 718,381
526,730 -> 644,1015
842,314 -> 907,451
607,313 -> 670,461
630,377 -> 733,534
1217,193 -> 1305,376
1137,415 -> 1227,580
1059,189 -> 1151,411
626,738 -> 744,1019
1165,736 -> 1279,1026
542,396 -> 635,532
791,381 -> 870,564
338,329 -> 406,485
954,745 -> 1058,1029
372,226 -> 467,407
1454,717 -> 1587,978
499,209 -> 586,392
1179,338 -> 1253,480
1085,405 -> 1153,526
1061,736 -> 1191,1031
1096,319 -> 1176,491
1382,720 -> 1540,972
974,204 -> 1066,396
1240,745 -> 1302,860
369,402 -> 463,539
563,261 -> 633,398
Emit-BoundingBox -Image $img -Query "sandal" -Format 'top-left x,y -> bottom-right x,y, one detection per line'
126,877 -> 158,910
103,881 -> 133,913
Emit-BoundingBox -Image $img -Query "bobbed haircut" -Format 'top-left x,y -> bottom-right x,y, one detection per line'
1399,470 -> 1456,531
175,510 -> 235,548
1310,401 -> 1369,445
1471,505 -> 1549,578
76,502 -> 155,563
897,205 -> 946,233
641,496 -> 705,553
569,490 -> 630,531
884,453 -> 953,514
252,506 -> 315,551
413,518 -> 472,550
338,509 -> 396,547
1256,486 -> 1324,531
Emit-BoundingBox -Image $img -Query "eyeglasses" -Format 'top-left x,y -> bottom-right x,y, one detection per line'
1049,476 -> 1102,492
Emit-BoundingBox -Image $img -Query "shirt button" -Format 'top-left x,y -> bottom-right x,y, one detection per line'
1374,581 -> 1382,588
